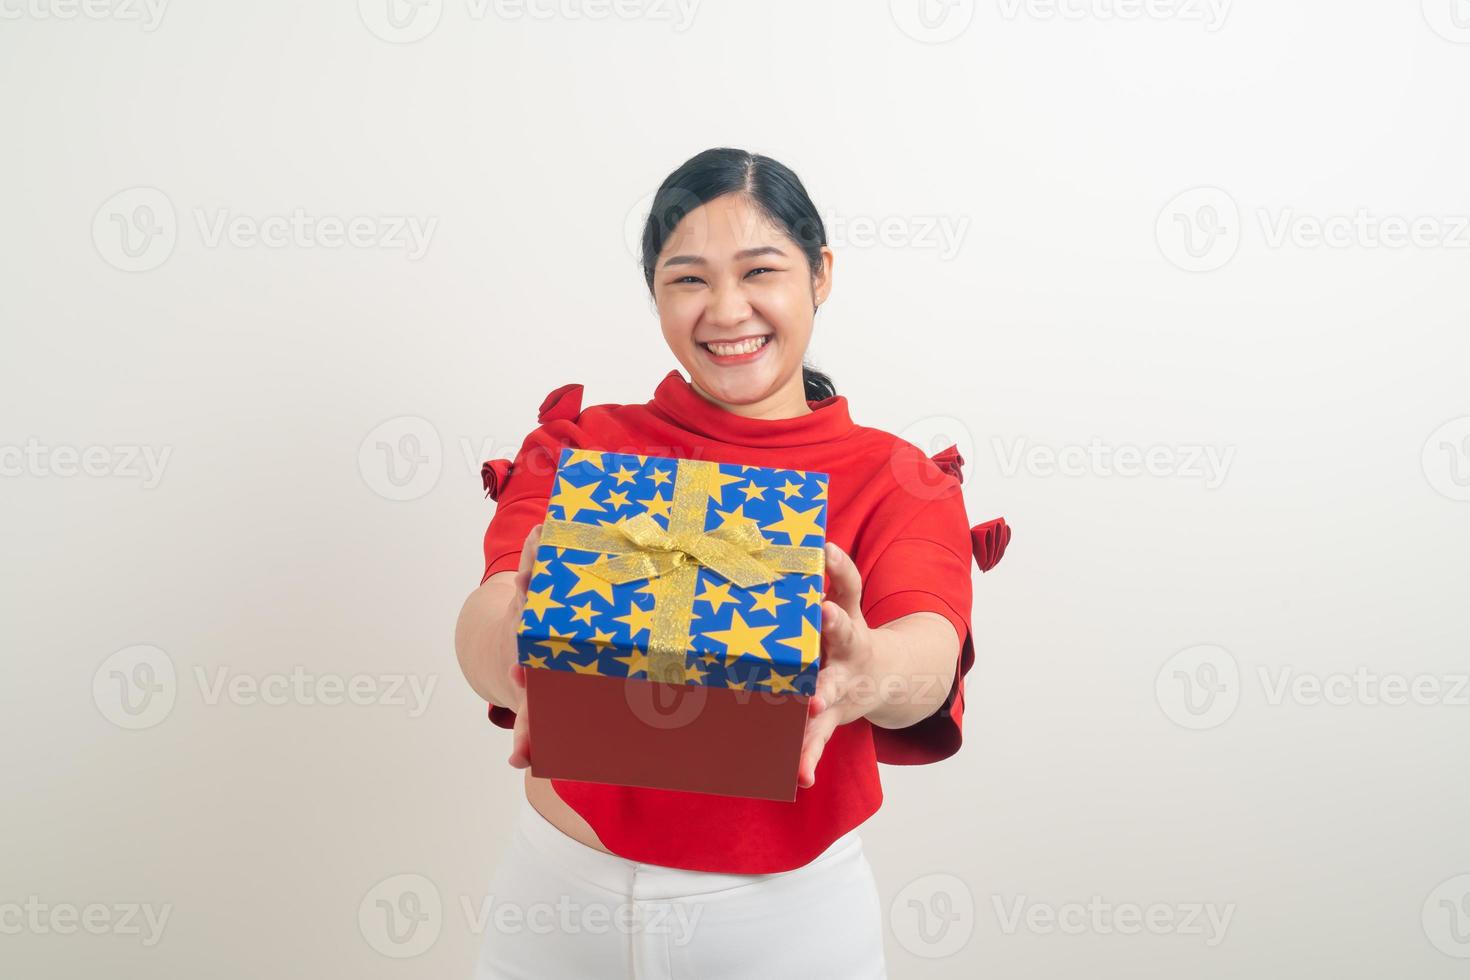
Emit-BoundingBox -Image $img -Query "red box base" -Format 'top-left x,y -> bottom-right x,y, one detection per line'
526,668 -> 809,802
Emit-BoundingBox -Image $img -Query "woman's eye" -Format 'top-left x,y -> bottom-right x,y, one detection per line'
670,269 -> 773,285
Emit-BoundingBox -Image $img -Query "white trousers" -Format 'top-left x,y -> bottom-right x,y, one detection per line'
474,798 -> 888,979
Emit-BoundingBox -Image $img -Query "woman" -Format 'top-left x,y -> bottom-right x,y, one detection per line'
455,147 -> 1005,978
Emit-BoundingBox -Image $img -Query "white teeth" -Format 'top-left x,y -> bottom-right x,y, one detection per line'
705,336 -> 769,357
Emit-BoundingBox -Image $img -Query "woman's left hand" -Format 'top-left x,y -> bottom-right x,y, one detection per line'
799,541 -> 883,789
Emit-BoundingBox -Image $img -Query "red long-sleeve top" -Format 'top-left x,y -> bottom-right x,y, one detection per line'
477,369 -> 1001,874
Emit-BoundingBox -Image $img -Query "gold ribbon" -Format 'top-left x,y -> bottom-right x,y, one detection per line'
538,458 -> 825,684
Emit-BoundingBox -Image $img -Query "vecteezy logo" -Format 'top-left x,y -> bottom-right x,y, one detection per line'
1423,874 -> 1470,958
893,414 -> 974,502
92,187 -> 177,272
358,0 -> 443,43
890,872 -> 975,958
624,189 -> 657,263
358,416 -> 443,501
1156,186 -> 1241,272
1423,0 -> 1470,42
92,645 -> 178,730
889,0 -> 975,43
1155,644 -> 1240,730
625,185 -> 709,265
358,873 -> 442,958
1422,416 -> 1470,502
623,673 -> 710,730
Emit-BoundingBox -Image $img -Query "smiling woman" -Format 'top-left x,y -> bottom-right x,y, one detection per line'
458,147 -> 1000,980
640,149 -> 838,416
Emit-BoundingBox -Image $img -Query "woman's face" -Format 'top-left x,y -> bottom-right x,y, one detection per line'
652,193 -> 833,417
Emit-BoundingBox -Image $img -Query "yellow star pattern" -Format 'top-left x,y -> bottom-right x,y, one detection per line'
549,475 -> 606,523
764,500 -> 825,546
566,561 -> 616,605
748,586 -> 786,617
776,617 -> 822,670
704,467 -> 743,502
641,493 -> 673,521
522,586 -> 563,621
711,502 -> 758,530
763,669 -> 798,694
705,610 -> 780,665
695,580 -> 738,614
535,627 -> 580,659
519,451 -> 834,697
614,601 -> 655,640
563,450 -> 606,470
613,648 -> 650,677
738,480 -> 767,502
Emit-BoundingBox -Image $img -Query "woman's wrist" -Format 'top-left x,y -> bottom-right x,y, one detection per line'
490,615 -> 524,712
456,580 -> 522,709
859,615 -> 960,730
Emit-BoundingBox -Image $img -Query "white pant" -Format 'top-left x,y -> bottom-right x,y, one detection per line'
474,799 -> 888,979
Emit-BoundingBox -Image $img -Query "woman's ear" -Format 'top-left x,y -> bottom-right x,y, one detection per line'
812,245 -> 834,307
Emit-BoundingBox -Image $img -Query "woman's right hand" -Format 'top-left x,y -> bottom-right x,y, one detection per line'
505,523 -> 543,769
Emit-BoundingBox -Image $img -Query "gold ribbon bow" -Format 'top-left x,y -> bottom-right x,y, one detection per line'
538,458 -> 825,684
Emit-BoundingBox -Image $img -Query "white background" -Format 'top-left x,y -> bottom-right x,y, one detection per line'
2,0 -> 1468,976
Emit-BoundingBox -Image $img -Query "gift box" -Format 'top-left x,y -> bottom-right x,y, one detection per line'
518,447 -> 829,801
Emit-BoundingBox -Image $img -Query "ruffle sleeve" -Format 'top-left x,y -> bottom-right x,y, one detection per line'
478,383 -> 584,585
860,444 -> 1010,765
479,383 -> 584,731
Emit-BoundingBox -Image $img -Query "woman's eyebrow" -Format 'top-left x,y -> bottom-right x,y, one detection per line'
662,245 -> 787,268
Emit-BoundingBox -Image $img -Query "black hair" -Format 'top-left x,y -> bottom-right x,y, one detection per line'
639,147 -> 837,403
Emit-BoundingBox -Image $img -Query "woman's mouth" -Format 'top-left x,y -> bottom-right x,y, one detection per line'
699,335 -> 771,364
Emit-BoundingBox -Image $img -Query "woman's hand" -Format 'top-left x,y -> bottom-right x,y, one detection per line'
505,524 -> 542,770
799,541 -> 884,789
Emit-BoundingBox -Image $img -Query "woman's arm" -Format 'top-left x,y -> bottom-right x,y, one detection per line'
454,524 -> 543,767
860,611 -> 963,730
798,541 -> 966,787
453,572 -> 522,709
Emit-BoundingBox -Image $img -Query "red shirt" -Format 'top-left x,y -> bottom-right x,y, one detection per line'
478,369 -> 979,874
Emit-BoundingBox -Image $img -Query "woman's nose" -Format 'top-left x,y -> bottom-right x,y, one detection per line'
706,281 -> 753,326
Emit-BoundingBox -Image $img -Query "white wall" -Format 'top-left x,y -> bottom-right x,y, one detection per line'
3,1 -> 1468,976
